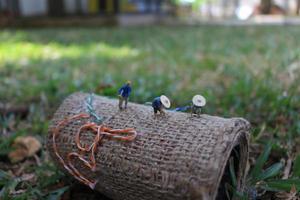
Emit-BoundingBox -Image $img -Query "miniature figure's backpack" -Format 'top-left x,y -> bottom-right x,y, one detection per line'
47,93 -> 250,200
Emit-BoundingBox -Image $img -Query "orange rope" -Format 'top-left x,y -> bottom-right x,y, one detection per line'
52,113 -> 137,189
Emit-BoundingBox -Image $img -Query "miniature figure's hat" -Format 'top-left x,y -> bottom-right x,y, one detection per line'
192,95 -> 206,107
126,80 -> 131,85
160,95 -> 171,108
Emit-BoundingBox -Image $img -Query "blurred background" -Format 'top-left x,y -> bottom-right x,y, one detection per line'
1,0 -> 300,25
0,0 -> 300,200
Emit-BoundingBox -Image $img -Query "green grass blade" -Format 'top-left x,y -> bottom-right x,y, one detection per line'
229,157 -> 237,187
249,141 -> 272,182
0,169 -> 10,180
225,183 -> 247,200
256,162 -> 283,181
293,155 -> 300,177
45,186 -> 69,200
265,179 -> 300,192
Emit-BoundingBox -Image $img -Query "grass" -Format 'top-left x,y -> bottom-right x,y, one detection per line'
0,25 -> 300,199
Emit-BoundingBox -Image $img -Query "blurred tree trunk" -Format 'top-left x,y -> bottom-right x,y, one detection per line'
297,0 -> 300,15
7,0 -> 19,17
233,0 -> 240,16
207,0 -> 212,19
75,0 -> 82,15
283,0 -> 289,15
113,0 -> 119,14
233,0 -> 240,8
99,0 -> 106,14
260,0 -> 273,14
166,0 -> 177,16
221,0 -> 228,17
48,0 -> 64,17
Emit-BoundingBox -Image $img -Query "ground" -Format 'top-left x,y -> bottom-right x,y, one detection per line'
0,26 -> 299,199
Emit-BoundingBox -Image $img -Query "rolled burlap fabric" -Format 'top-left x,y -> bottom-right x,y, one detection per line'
47,92 -> 250,200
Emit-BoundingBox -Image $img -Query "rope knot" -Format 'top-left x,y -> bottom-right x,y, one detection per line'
52,95 -> 137,188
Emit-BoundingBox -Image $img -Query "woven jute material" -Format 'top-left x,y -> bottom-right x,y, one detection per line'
47,92 -> 251,200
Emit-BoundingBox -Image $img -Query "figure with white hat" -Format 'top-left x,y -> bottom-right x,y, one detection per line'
118,81 -> 132,110
152,95 -> 171,115
191,94 -> 206,117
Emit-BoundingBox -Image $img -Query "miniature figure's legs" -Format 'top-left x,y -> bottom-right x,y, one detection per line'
191,106 -> 201,117
118,96 -> 124,110
191,105 -> 194,116
124,98 -> 128,109
197,108 -> 201,116
153,107 -> 159,115
191,105 -> 196,116
159,107 -> 165,115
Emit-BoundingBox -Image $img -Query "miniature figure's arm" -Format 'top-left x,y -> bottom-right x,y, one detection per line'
128,86 -> 131,96
118,87 -> 124,96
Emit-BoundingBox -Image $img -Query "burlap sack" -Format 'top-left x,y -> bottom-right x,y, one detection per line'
47,92 -> 250,200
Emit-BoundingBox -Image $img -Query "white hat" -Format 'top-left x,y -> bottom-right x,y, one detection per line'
160,95 -> 171,108
192,95 -> 206,107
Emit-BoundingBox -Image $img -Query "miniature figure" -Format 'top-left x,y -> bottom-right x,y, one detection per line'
191,94 -> 206,116
118,81 -> 132,110
152,95 -> 171,115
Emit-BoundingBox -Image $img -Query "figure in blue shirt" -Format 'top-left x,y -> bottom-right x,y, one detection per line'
152,95 -> 171,115
118,81 -> 131,110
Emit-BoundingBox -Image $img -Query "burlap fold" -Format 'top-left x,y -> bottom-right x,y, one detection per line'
47,92 -> 250,200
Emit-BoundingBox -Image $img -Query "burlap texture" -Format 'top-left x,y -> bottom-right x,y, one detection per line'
47,92 -> 250,200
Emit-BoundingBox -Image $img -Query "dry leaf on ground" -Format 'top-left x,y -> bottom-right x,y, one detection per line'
8,136 -> 41,163
275,185 -> 299,200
